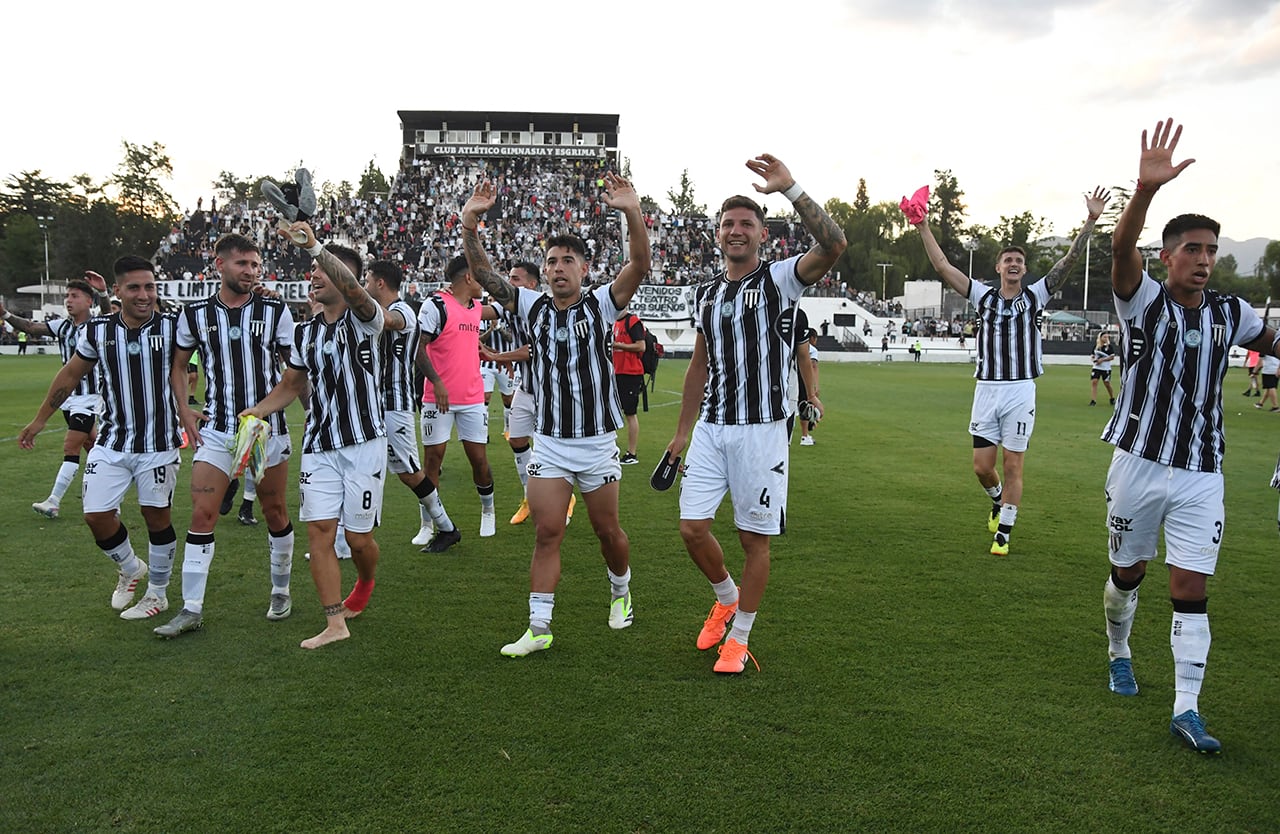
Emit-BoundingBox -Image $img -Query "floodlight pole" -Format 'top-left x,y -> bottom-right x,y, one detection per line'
1083,236 -> 1091,312
877,263 -> 891,302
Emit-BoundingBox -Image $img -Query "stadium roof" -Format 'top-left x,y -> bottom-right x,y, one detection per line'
398,110 -> 619,132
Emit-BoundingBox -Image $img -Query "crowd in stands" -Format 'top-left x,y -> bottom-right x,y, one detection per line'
154,154 -> 845,294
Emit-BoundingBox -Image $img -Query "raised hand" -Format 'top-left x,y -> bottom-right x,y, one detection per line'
600,173 -> 640,212
1084,187 -> 1111,219
462,180 -> 497,227
1139,118 -> 1195,189
83,270 -> 108,294
746,153 -> 795,195
279,220 -> 317,249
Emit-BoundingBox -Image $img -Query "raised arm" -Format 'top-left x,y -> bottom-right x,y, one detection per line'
602,173 -> 651,308
747,154 -> 846,285
1113,118 -> 1195,301
1043,187 -> 1110,294
282,220 -> 380,322
459,181 -> 518,311
914,219 -> 971,296
0,302 -> 55,338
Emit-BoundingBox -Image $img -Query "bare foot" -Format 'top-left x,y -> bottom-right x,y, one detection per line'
342,604 -> 361,620
300,623 -> 350,649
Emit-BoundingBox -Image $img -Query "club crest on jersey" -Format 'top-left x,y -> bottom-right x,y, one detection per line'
228,325 -> 243,340
127,341 -> 142,355
1010,296 -> 1028,315
148,335 -> 165,350
1183,329 -> 1202,348
322,341 -> 337,355
555,326 -> 570,342
248,320 -> 267,337
742,289 -> 760,309
720,301 -> 735,318
1211,324 -> 1226,346
574,319 -> 591,339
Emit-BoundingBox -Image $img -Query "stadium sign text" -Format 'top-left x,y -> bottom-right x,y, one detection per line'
418,143 -> 606,159
628,285 -> 695,322
158,281 -> 314,304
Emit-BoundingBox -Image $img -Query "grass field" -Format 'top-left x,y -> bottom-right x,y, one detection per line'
2,353 -> 1278,833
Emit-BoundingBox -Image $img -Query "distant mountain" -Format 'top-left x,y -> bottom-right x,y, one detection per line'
1037,236 -> 1272,275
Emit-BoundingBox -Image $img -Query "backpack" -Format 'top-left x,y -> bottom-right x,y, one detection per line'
641,327 -> 664,378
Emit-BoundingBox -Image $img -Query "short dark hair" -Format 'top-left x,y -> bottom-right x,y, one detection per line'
66,279 -> 96,300
997,246 -> 1027,260
113,255 -> 155,277
1162,214 -> 1220,250
215,233 -> 259,257
718,195 -> 765,225
367,259 -> 402,290
324,244 -> 363,281
544,234 -> 588,260
445,255 -> 470,283
511,261 -> 542,283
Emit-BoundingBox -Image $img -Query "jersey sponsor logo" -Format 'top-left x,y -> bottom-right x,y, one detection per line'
720,301 -> 735,318
127,341 -> 142,355
1127,328 -> 1147,361
1183,329 -> 1201,348
770,461 -> 785,475
84,462 -> 98,475
322,341 -> 337,355
555,327 -> 570,342
228,325 -> 243,339
299,471 -> 312,485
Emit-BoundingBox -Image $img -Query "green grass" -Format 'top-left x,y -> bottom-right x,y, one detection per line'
2,353 -> 1278,833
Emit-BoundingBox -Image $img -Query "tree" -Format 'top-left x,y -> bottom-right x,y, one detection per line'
927,169 -> 970,268
213,171 -> 258,204
854,178 -> 870,213
0,170 -> 71,216
358,160 -> 390,200
110,140 -> 177,218
1256,240 -> 1280,298
666,169 -> 706,216
991,210 -> 1050,255
0,212 -> 46,299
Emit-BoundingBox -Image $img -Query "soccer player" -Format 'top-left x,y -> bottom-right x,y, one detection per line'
243,221 -> 385,650
661,154 -> 846,674
417,255 -> 501,539
1099,119 -> 1280,754
459,174 -> 650,657
19,257 -> 180,619
479,312 -> 517,439
612,307 -> 647,465
1089,332 -> 1117,406
3,274 -> 103,519
908,186 -> 1110,555
152,233 -> 297,638
363,259 -> 460,553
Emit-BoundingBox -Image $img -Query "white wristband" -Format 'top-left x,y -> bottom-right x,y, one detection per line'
3,310 -> 12,321
782,182 -> 805,202
305,242 -> 324,257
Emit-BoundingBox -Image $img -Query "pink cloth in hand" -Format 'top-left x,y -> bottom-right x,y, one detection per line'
899,186 -> 930,225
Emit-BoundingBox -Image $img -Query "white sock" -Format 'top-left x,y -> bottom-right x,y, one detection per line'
1171,611 -> 1210,715
608,568 -> 631,597
269,525 -> 294,595
335,522 -> 351,559
998,503 -> 1018,528
181,534 -> 215,614
103,534 -> 144,577
147,535 -> 176,596
420,492 -> 455,533
478,484 -> 495,513
984,483 -> 1003,501
711,575 -> 739,606
51,460 -> 79,502
514,448 -> 532,491
503,406 -> 512,434
1103,576 -> 1140,660
728,609 -> 757,644
243,477 -> 257,502
419,503 -> 432,531
529,592 -> 555,632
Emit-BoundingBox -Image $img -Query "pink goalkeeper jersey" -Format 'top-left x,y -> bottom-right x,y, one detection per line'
419,289 -> 485,406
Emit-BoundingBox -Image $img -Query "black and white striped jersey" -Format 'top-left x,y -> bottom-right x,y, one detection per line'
967,279 -> 1050,381
1102,273 -> 1264,473
695,255 -> 806,425
481,311 -> 517,369
380,299 -> 420,413
177,294 -> 294,435
515,284 -> 622,438
52,318 -> 99,398
492,305 -> 534,395
75,312 -> 181,453
288,306 -> 386,453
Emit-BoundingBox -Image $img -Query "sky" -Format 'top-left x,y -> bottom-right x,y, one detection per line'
5,0 -> 1279,248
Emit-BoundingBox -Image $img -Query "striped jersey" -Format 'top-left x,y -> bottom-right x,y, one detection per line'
498,304 -> 535,395
380,299 -> 420,413
1101,273 -> 1264,473
695,255 -> 806,425
52,317 -> 99,398
177,294 -> 294,435
288,305 -> 386,453
481,314 -> 518,371
75,312 -> 181,453
967,278 -> 1050,381
515,283 -> 623,438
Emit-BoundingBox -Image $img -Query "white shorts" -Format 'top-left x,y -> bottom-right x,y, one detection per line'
528,433 -> 621,493
482,366 -> 515,397
384,410 -> 420,474
192,427 -> 291,477
969,380 -> 1036,452
298,438 -> 387,533
82,446 -> 180,513
63,393 -> 102,418
508,388 -> 536,439
1105,448 -> 1223,575
421,402 -> 489,446
680,420 -> 789,535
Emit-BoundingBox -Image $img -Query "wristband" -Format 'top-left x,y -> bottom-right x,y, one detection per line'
461,223 -> 478,233
305,242 -> 324,257
1135,179 -> 1159,194
782,183 -> 805,202
3,310 -> 12,321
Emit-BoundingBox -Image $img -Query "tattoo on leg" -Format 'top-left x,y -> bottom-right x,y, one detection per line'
324,602 -> 345,617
